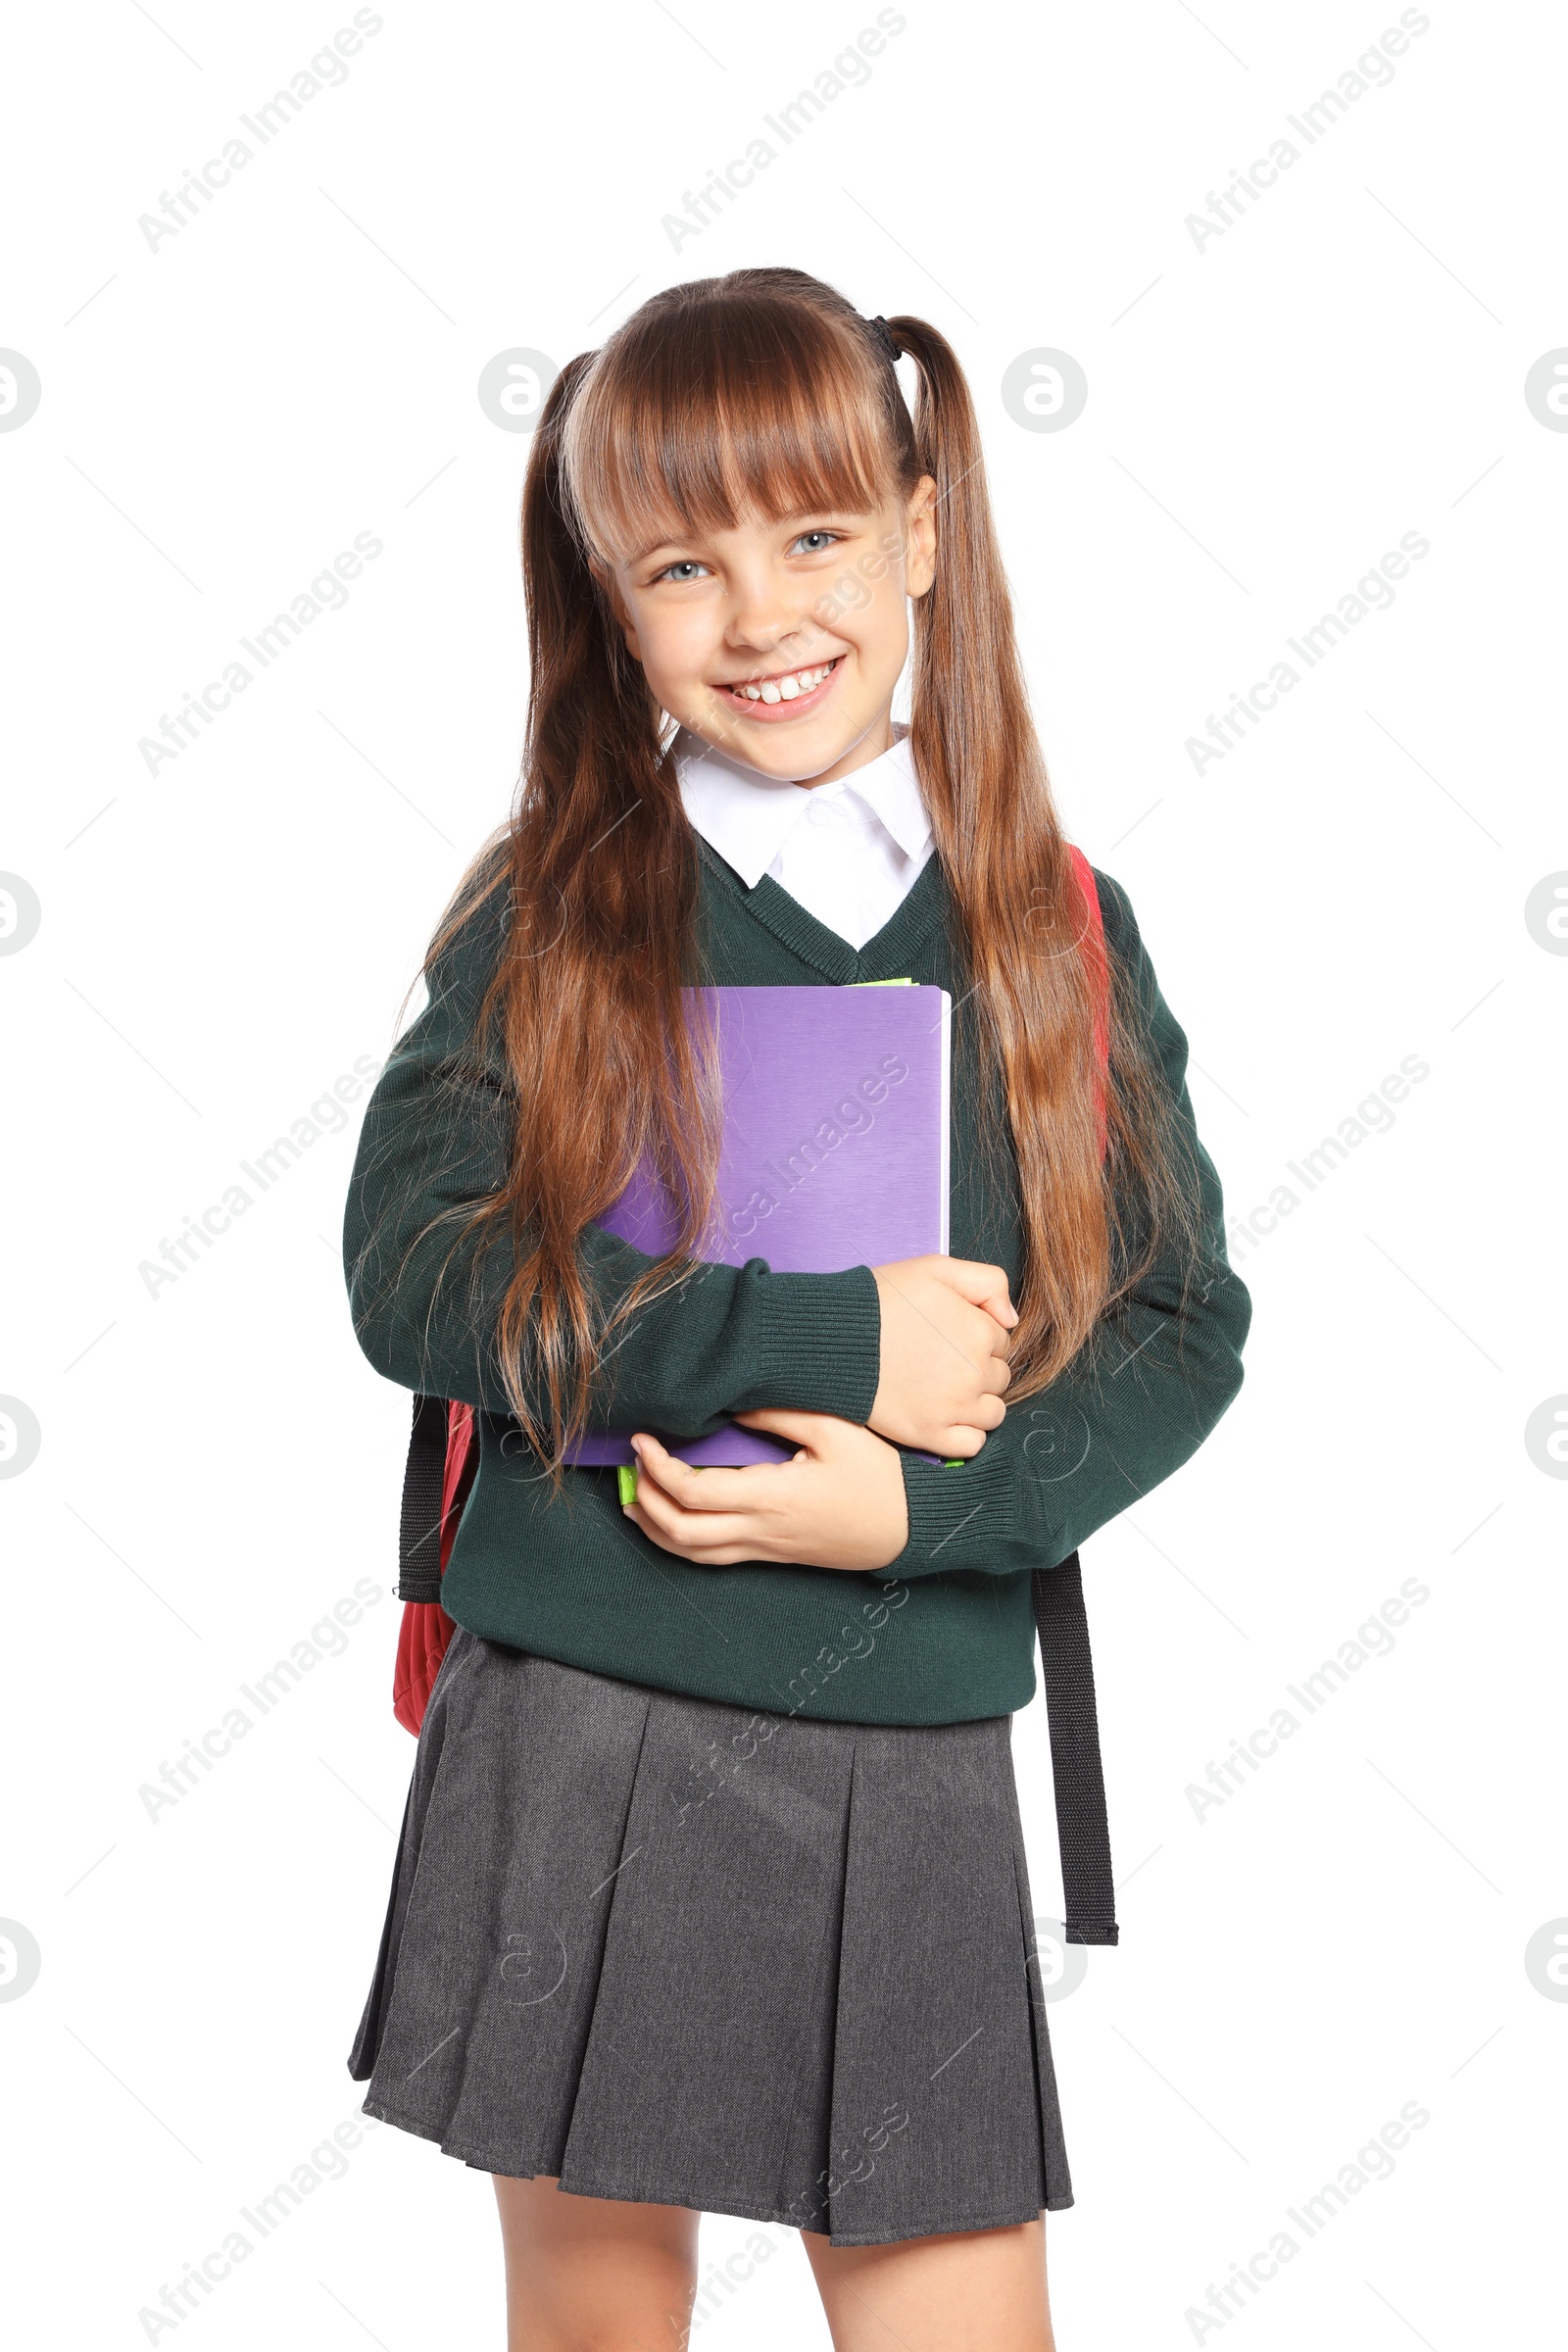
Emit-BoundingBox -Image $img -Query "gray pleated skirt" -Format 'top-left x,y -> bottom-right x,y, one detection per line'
347,1624 -> 1072,2246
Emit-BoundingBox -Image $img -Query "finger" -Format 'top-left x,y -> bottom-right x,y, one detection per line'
630,1436 -> 789,1513
940,1409 -> 1004,1453
729,1406 -> 825,1448
630,1530 -> 769,1568
928,1257 -> 1018,1327
625,1486 -> 772,1558
625,1497 -> 728,1559
958,1317 -> 1013,1388
626,1442 -> 771,1531
624,1475 -> 722,1544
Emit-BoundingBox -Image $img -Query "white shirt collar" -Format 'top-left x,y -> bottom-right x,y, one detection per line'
673,721 -> 931,889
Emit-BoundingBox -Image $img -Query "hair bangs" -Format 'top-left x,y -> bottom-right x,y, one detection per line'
563,296 -> 903,568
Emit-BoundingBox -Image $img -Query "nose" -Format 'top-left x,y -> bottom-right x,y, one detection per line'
722,567 -> 818,662
725,606 -> 810,661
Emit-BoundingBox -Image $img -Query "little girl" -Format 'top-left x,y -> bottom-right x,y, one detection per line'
343,268 -> 1250,2352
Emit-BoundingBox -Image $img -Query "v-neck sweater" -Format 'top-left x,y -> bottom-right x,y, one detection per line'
342,837 -> 1251,1726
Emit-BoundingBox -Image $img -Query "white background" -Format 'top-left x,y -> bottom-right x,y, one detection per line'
2,0 -> 1564,2344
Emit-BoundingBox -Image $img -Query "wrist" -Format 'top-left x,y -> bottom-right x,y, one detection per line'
867,1433 -> 909,1569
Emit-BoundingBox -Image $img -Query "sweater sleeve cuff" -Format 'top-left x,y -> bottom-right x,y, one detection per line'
753,1263 -> 882,1422
885,1443 -> 1047,1581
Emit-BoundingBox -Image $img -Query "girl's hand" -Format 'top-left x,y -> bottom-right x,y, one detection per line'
620,1410 -> 908,1572
868,1254 -> 1017,1457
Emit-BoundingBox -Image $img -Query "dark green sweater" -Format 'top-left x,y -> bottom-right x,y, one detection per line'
342,837 -> 1250,1726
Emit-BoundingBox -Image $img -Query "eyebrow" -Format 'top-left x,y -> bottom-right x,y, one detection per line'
625,511 -> 871,568
626,533 -> 699,567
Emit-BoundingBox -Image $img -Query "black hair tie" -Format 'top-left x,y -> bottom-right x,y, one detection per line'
866,314 -> 901,365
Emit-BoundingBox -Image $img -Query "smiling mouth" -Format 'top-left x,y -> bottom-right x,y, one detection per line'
714,655 -> 843,712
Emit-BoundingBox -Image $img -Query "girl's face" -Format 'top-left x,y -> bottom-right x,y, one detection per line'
603,475 -> 937,788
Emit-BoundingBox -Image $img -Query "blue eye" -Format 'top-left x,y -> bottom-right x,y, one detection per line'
656,559 -> 710,583
791,530 -> 840,555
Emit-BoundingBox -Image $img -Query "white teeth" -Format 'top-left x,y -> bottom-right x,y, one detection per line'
736,660 -> 835,705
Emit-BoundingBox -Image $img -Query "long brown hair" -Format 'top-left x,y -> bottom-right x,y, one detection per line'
422,269 -> 1205,1468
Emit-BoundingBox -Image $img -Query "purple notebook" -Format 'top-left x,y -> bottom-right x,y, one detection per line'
567,983 -> 952,1467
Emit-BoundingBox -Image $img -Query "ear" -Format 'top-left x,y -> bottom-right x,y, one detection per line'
904,474 -> 938,600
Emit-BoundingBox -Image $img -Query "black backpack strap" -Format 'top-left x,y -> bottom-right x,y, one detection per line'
396,1393 -> 450,1604
1032,1554 -> 1119,1946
